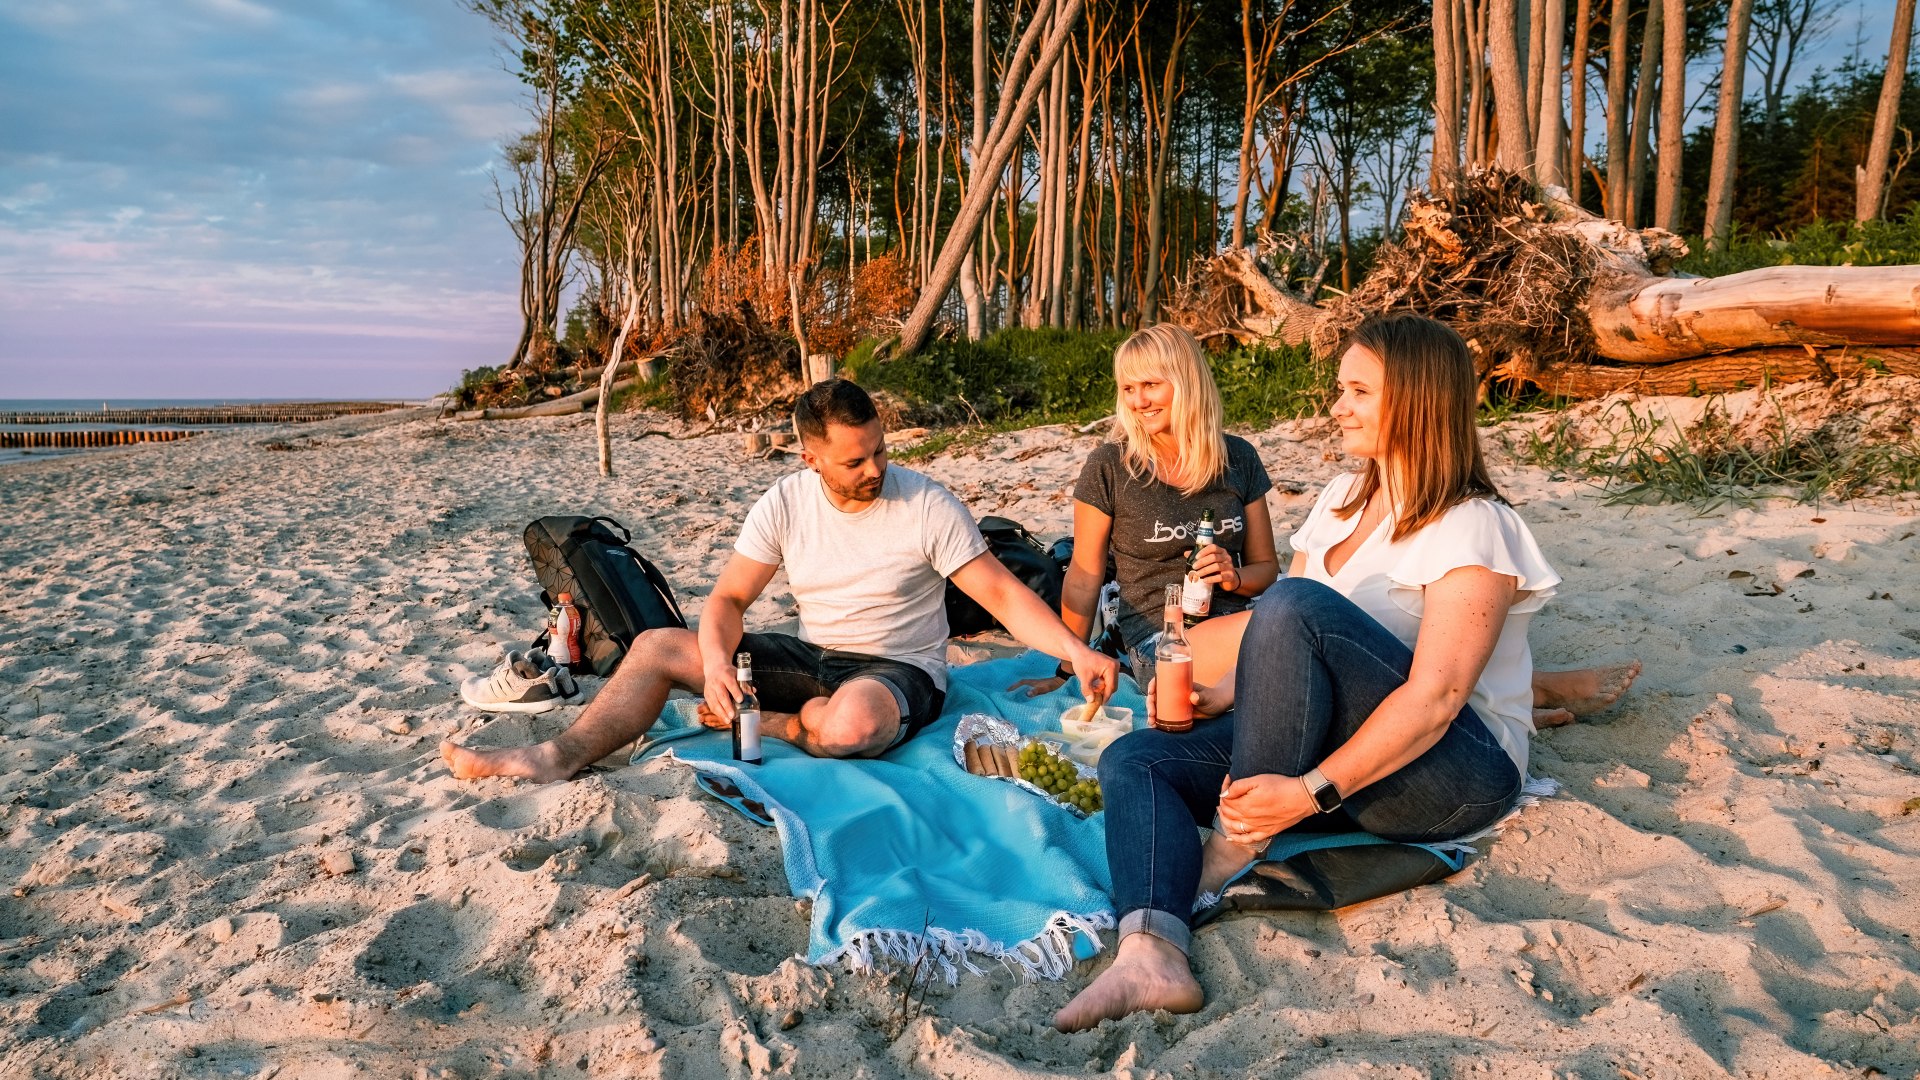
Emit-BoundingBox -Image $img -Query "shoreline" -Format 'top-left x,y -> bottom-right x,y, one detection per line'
1,404 -> 1916,1077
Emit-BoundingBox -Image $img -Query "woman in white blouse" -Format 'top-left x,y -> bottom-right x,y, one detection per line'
1057,313 -> 1564,1032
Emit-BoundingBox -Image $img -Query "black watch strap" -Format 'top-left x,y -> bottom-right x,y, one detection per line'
1055,659 -> 1074,680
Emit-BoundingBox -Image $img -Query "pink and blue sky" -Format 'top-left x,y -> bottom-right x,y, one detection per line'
0,0 -> 524,400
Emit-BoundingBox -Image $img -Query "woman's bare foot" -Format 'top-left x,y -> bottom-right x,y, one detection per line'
1533,706 -> 1576,729
1533,662 -> 1641,722
440,739 -> 577,783
1198,833 -> 1259,896
1053,933 -> 1204,1033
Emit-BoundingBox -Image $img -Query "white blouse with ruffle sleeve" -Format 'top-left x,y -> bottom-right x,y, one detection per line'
1288,471 -> 1562,773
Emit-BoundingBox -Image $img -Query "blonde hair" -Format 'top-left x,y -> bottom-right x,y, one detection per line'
1333,313 -> 1502,540
1111,323 -> 1227,497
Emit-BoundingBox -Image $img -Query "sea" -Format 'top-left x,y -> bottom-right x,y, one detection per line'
0,399 -> 399,466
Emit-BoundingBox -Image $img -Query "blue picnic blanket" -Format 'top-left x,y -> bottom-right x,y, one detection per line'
631,650 -> 1542,981
631,651 -> 1136,981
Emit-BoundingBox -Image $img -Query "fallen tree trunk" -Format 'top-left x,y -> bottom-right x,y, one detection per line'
1176,169 -> 1920,399
1534,346 -> 1920,397
453,378 -> 637,421
1587,265 -> 1920,362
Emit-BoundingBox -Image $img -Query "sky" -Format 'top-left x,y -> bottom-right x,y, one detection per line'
0,0 -> 526,400
0,0 -> 1901,401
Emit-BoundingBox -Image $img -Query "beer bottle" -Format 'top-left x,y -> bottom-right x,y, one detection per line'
732,652 -> 763,765
1153,584 -> 1195,732
1181,509 -> 1217,623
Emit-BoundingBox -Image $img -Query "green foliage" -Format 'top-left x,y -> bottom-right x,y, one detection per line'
1674,209 -> 1920,278
852,329 -> 1328,446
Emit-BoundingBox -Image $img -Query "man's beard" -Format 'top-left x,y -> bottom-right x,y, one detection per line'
825,468 -> 885,502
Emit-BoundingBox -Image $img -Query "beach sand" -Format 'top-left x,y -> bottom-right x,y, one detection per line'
1,402 -> 1916,1079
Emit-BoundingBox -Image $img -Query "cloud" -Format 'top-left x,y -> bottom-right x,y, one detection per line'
0,0 -> 530,397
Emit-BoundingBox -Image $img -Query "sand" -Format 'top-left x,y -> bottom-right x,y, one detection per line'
1,400 -> 1916,1079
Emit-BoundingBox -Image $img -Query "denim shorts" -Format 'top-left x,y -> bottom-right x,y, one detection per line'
735,633 -> 946,747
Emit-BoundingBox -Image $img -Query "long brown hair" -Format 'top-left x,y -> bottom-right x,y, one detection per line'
1333,313 -> 1502,540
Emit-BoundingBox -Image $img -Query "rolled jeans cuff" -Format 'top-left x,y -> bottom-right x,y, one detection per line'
1117,908 -> 1191,955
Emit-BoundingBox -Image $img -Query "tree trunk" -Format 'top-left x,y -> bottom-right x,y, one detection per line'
897,0 -> 1086,355
1653,0 -> 1686,231
957,0 -> 989,338
1587,264 -> 1920,362
1704,0 -> 1756,252
1434,0 -> 1463,189
1537,347 -> 1920,396
1856,0 -> 1917,221
1602,0 -> 1630,219
1490,0 -> 1533,174
1568,0 -> 1592,204
1624,0 -> 1661,225
1532,0 -> 1566,188
1140,13 -> 1192,325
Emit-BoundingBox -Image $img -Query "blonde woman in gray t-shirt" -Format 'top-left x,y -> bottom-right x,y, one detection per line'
1022,324 -> 1638,729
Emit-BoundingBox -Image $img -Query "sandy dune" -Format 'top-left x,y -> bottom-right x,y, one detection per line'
1,403 -> 1916,1078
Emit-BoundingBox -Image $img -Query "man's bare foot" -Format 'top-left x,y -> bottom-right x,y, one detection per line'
1198,833 -> 1259,896
440,739 -> 576,784
1533,706 -> 1576,729
1534,662 -> 1641,719
1053,933 -> 1203,1033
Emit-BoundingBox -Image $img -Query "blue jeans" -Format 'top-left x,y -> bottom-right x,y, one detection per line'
1098,578 -> 1523,952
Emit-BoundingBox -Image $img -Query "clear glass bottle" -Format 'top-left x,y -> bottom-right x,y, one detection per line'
1153,584 -> 1194,732
1181,509 -> 1217,623
732,652 -> 763,764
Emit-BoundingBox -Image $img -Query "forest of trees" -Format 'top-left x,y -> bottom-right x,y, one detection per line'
470,0 -> 1920,371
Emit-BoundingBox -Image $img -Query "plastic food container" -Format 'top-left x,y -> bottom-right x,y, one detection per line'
1057,704 -> 1134,763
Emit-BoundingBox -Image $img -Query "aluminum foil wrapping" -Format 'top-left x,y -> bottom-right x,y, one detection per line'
950,713 -> 1100,818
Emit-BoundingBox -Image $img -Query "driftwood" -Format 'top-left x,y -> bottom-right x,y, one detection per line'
453,377 -> 637,421
1174,169 -> 1920,398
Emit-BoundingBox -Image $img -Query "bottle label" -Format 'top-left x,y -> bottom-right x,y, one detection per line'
1181,575 -> 1211,618
735,708 -> 763,762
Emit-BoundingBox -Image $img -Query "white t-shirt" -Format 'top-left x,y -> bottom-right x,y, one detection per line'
735,465 -> 990,689
1288,472 -> 1561,773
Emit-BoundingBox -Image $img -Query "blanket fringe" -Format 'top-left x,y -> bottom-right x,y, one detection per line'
819,910 -> 1116,986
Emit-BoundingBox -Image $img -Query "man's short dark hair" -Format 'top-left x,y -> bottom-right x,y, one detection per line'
794,378 -> 878,443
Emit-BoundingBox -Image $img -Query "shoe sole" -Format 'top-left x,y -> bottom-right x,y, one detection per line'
460,687 -> 563,714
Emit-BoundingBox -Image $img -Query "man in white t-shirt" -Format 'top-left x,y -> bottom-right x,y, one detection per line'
444,379 -> 1119,783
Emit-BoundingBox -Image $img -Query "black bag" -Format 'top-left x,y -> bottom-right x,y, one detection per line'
1189,841 -> 1465,923
524,515 -> 687,677
944,516 -> 1065,636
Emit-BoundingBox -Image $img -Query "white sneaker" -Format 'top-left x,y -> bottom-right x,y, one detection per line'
461,651 -> 568,713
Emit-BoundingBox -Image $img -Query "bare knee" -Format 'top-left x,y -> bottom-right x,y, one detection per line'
619,627 -> 701,680
805,684 -> 900,758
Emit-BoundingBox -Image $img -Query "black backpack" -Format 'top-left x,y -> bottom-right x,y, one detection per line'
524,515 -> 687,676
944,516 -> 1065,636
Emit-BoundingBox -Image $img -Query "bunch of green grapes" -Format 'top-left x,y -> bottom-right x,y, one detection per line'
1017,742 -> 1104,813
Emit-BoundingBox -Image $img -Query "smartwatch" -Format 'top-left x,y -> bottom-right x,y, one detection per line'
1055,659 -> 1074,680
1301,767 -> 1342,814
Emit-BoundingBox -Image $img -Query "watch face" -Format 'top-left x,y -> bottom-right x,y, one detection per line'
1310,778 -> 1341,813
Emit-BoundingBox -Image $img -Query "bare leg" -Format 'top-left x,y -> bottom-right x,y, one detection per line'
1197,832 -> 1260,896
1531,661 -> 1642,728
695,677 -> 902,759
442,627 -> 703,783
1053,932 -> 1204,1033
1186,609 -> 1252,688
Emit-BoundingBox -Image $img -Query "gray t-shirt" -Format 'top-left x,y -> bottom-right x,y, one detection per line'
1073,435 -> 1273,651
735,465 -> 990,689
